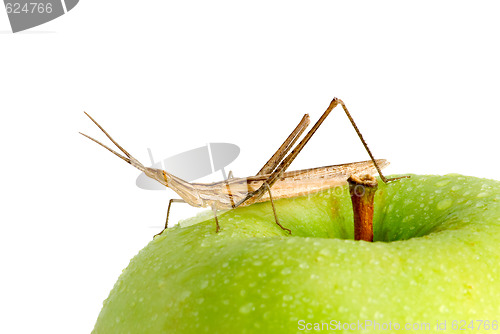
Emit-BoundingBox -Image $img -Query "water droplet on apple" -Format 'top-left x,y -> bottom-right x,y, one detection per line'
477,192 -> 489,198
402,215 -> 415,223
439,304 -> 449,313
281,268 -> 292,275
179,290 -> 191,300
252,260 -> 263,266
437,199 -> 452,210
260,311 -> 271,320
299,262 -> 309,269
319,248 -> 331,256
272,259 -> 284,266
239,302 -> 254,314
404,198 -> 414,205
200,280 -> 209,289
337,247 -> 347,254
338,305 -> 348,313
436,179 -> 450,187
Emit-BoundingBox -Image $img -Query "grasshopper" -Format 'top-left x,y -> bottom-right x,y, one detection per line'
81,97 -> 401,235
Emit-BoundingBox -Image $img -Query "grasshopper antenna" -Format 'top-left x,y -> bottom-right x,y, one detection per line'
79,112 -> 146,173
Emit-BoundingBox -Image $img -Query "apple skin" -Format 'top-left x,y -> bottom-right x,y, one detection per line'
92,175 -> 500,333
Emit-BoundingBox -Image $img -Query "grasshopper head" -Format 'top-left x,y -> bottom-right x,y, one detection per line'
143,167 -> 171,187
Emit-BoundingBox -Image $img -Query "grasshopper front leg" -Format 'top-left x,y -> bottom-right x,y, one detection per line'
154,198 -> 186,238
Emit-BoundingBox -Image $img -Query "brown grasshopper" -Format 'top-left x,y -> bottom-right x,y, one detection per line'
81,98 -> 401,235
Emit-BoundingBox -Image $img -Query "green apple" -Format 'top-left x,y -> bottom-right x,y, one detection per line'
92,174 -> 500,333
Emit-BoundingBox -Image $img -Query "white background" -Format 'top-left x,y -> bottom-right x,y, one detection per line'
1,1 -> 499,333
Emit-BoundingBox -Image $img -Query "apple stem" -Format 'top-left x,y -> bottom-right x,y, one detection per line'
348,174 -> 378,242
